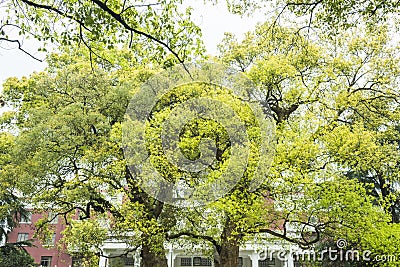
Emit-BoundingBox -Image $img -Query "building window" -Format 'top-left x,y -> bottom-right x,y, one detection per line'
0,220 -> 8,232
48,212 -> 58,224
181,258 -> 192,266
40,256 -> 52,267
17,233 -> 29,242
238,257 -> 243,267
193,257 -> 212,266
19,212 -> 32,223
201,258 -> 212,266
193,257 -> 201,266
259,258 -> 275,267
110,196 -> 119,204
124,256 -> 134,266
44,233 -> 56,247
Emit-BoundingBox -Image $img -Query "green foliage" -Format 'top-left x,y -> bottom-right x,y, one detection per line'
281,0 -> 400,30
0,244 -> 37,267
220,0 -> 400,31
1,0 -> 204,64
1,7 -> 400,264
144,81 -> 262,190
0,132 -> 30,243
60,219 -> 106,266
206,18 -> 400,262
0,48 -> 157,257
0,47 -> 195,265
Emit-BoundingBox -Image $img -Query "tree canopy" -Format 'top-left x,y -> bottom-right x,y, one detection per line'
1,1 -> 400,267
0,243 -> 36,267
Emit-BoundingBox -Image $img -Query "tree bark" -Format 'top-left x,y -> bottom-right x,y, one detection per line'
125,166 -> 168,267
214,217 -> 240,267
141,243 -> 168,267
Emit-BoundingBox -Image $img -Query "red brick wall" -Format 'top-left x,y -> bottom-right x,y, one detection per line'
7,212 -> 72,267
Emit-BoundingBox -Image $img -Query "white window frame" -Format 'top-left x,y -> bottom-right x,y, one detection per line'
48,212 -> 58,224
40,256 -> 52,267
19,212 -> 32,224
17,233 -> 29,242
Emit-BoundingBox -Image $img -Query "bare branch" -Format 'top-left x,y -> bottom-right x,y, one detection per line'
0,37 -> 43,61
167,231 -> 221,252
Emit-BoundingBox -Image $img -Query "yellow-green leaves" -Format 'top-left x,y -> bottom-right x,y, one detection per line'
215,18 -> 400,256
3,0 -> 204,65
61,218 -> 107,266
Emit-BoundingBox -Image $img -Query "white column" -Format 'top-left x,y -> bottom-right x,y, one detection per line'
98,255 -> 108,267
134,250 -> 141,267
166,248 -> 173,267
287,249 -> 294,267
165,245 -> 177,267
249,251 -> 259,267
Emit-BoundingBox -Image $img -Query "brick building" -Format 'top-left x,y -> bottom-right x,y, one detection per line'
6,211 -> 73,267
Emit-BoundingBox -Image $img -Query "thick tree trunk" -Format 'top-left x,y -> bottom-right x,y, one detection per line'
125,166 -> 168,267
214,217 -> 240,267
141,244 -> 168,267
215,242 -> 239,267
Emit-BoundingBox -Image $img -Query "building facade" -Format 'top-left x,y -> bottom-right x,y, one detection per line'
99,240 -> 300,267
5,211 -> 302,267
6,211 -> 73,267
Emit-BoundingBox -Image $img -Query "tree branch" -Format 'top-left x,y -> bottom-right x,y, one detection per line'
90,0 -> 190,73
19,0 -> 91,32
0,38 -> 43,61
18,0 -> 191,74
255,227 -> 319,249
167,231 -> 221,252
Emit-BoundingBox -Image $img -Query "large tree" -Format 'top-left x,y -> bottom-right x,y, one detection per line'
0,48 -> 180,266
0,131 -> 32,245
0,131 -> 37,267
161,21 -> 400,267
1,14 -> 400,267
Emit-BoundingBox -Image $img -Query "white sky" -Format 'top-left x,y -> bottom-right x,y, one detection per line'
0,1 -> 265,85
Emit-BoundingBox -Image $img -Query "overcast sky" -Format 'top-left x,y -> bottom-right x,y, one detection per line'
0,1 -> 265,85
